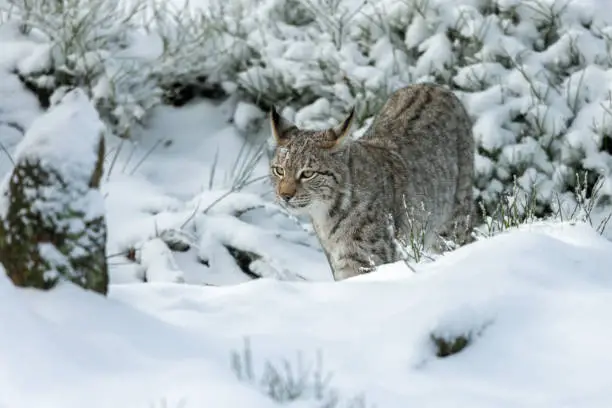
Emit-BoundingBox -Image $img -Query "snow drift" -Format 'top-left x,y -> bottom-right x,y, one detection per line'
2,222 -> 611,408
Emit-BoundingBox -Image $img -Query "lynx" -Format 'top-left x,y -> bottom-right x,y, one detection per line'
269,83 -> 474,280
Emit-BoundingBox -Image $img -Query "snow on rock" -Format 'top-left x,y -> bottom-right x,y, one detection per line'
12,88 -> 105,187
1,222 -> 610,407
0,88 -> 109,294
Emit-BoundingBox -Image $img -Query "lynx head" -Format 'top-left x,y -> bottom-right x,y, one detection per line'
268,107 -> 355,213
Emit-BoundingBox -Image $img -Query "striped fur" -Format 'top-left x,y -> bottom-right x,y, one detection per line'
269,83 -> 474,280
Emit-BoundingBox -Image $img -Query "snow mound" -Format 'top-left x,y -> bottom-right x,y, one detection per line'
2,222 -> 612,407
12,88 -> 105,188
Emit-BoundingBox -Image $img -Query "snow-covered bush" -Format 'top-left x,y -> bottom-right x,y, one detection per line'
107,184 -> 329,285
0,88 -> 109,294
3,0 -> 165,139
5,0 -> 612,219
157,0 -> 612,217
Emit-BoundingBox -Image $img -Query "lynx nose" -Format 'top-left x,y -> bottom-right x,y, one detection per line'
278,181 -> 296,202
280,192 -> 293,202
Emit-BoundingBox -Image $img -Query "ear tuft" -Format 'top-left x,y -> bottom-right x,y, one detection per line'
329,107 -> 355,147
270,107 -> 294,145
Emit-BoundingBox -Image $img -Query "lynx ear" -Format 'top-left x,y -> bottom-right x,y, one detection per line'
270,107 -> 294,145
330,107 -> 355,147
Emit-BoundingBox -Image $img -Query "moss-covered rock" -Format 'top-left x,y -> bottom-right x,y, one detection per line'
0,88 -> 109,295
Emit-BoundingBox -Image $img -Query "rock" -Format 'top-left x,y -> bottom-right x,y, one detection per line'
0,88 -> 109,295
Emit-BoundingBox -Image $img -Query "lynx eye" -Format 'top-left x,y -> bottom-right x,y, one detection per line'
299,170 -> 316,180
272,166 -> 285,177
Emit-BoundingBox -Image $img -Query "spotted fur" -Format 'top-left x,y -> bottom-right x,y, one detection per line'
269,83 -> 474,280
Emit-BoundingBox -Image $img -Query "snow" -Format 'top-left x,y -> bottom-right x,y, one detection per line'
98,98 -> 329,286
138,238 -> 185,283
2,0 -> 612,406
233,101 -> 266,134
1,222 -> 611,407
0,24 -> 45,179
8,0 -> 611,207
12,88 -> 104,187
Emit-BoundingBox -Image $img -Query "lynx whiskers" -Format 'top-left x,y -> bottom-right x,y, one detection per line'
269,83 -> 475,280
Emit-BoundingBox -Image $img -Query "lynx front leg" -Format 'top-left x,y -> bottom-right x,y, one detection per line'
326,227 -> 393,281
330,254 -> 376,281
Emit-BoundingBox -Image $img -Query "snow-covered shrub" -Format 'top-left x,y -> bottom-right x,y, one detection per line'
162,0 -> 612,218
4,0 -> 160,138
0,88 -> 109,294
6,0 -> 612,220
145,1 -> 242,106
113,187 -> 327,284
2,0 -> 254,136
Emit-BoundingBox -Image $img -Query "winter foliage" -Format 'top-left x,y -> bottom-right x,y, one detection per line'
4,0 -> 612,217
